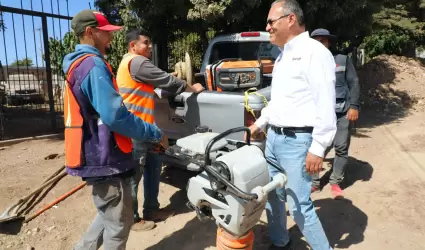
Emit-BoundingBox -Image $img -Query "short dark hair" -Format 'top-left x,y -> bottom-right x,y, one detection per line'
273,0 -> 305,26
125,28 -> 150,45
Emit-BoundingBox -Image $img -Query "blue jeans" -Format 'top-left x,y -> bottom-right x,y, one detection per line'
130,142 -> 161,221
265,128 -> 332,250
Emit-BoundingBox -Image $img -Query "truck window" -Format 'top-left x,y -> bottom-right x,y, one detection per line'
209,42 -> 281,64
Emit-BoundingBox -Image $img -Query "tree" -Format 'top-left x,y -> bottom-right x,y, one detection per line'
10,58 -> 33,67
49,32 -> 78,75
96,0 -> 384,49
362,0 -> 425,59
96,0 -> 402,68
372,1 -> 425,37
48,30 -> 127,76
104,29 -> 128,72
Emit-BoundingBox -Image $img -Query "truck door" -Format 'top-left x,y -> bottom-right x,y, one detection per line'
154,91 -> 199,140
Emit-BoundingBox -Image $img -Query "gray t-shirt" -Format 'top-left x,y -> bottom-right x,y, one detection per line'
126,54 -> 187,95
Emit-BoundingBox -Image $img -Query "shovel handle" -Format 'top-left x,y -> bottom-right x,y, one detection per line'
24,182 -> 86,223
15,166 -> 66,214
43,166 -> 66,184
16,172 -> 67,205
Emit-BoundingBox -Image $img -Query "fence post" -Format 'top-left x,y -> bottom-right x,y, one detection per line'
151,42 -> 159,67
41,16 -> 57,132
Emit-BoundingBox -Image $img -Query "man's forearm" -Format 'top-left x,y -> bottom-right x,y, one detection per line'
131,57 -> 187,94
82,66 -> 163,143
346,58 -> 360,109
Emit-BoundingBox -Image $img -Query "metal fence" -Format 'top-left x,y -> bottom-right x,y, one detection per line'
166,28 -> 215,73
0,0 -> 71,140
0,1 -> 216,141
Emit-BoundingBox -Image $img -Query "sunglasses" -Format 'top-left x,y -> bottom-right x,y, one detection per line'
266,13 -> 291,26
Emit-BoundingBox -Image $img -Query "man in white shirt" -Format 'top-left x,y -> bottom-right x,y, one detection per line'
248,0 -> 336,249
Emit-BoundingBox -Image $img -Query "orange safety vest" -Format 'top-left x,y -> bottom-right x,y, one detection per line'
64,54 -> 132,168
116,53 -> 155,124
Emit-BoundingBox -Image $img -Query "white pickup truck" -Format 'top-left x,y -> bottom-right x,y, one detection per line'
155,31 -> 280,171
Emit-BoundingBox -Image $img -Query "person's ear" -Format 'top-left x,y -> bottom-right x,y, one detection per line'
85,26 -> 94,38
129,41 -> 137,52
288,13 -> 296,27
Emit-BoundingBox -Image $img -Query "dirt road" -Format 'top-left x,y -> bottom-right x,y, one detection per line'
0,105 -> 424,250
1,53 -> 425,249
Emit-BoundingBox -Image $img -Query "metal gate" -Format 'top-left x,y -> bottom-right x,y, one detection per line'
0,0 -> 72,140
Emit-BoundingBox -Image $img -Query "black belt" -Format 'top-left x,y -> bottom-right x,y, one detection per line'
270,125 -> 313,136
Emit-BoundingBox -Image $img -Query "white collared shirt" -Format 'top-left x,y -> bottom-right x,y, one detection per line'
255,31 -> 337,157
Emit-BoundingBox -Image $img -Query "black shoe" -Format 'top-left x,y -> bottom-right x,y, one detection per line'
268,239 -> 292,250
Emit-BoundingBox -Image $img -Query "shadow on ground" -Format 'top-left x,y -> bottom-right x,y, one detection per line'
319,156 -> 373,190
356,56 -> 417,130
252,197 -> 367,250
146,196 -> 368,250
145,216 -> 217,250
316,198 -> 367,249
0,218 -> 24,235
159,166 -> 199,217
155,161 -> 369,250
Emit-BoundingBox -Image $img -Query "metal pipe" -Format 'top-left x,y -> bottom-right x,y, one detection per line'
0,6 -> 72,20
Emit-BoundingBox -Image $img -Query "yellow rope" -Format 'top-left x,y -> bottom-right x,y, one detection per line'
244,87 -> 269,137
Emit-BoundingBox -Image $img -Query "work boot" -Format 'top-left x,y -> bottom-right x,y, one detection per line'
143,208 -> 175,222
331,184 -> 344,199
131,218 -> 156,232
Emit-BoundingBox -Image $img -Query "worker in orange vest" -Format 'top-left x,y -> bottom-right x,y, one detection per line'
116,28 -> 204,231
63,10 -> 167,249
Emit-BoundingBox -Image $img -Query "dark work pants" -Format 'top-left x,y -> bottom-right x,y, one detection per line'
312,113 -> 351,188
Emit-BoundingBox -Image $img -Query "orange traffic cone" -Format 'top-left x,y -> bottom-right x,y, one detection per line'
216,226 -> 254,250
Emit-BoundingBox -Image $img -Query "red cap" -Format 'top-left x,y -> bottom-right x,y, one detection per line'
92,11 -> 122,32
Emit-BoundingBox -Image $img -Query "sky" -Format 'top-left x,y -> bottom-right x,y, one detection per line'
0,0 -> 95,67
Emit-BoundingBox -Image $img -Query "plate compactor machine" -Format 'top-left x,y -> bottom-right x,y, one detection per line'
163,127 -> 287,249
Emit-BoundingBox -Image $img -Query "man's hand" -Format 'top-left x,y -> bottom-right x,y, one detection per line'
190,83 -> 205,93
346,108 -> 359,122
171,71 -> 178,77
159,133 -> 169,150
305,152 -> 323,175
244,124 -> 260,141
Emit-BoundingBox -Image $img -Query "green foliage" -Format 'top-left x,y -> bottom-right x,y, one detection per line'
94,0 -> 125,25
10,58 -> 33,67
168,30 -> 216,72
363,30 -> 410,59
300,0 -> 384,50
188,0 -> 262,24
372,3 -> 425,38
48,30 -> 126,76
361,0 -> 425,58
93,0 -> 425,67
49,32 -> 78,75
105,30 -> 127,73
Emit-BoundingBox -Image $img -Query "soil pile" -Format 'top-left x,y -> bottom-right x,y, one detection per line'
357,55 -> 425,114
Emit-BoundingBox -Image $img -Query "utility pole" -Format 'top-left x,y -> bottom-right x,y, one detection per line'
36,28 -> 44,68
